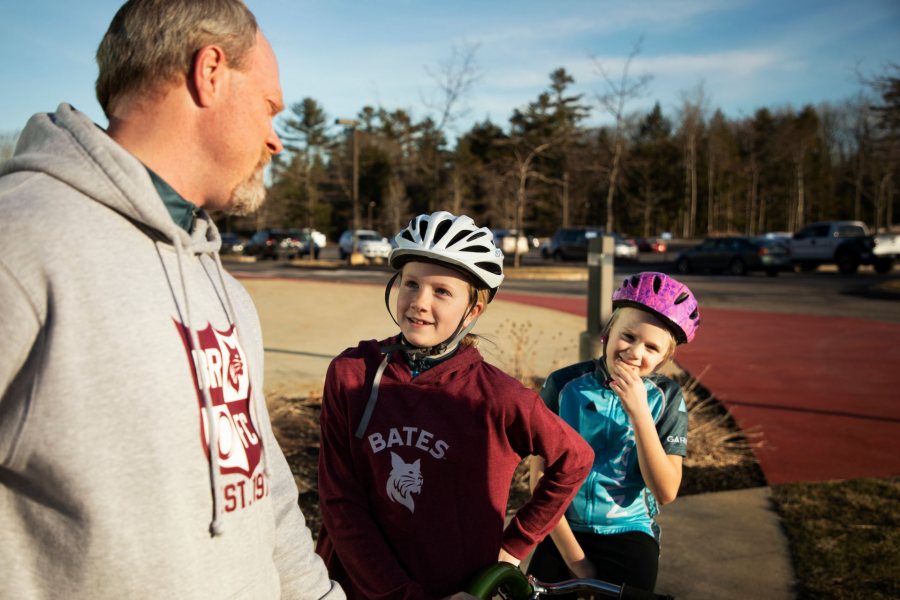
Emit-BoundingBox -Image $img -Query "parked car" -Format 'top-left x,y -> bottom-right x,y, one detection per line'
761,231 -> 793,242
635,237 -> 667,253
545,227 -> 636,261
243,229 -> 293,260
789,220 -> 898,274
491,229 -> 530,256
338,229 -> 392,260
675,236 -> 791,276
218,232 -> 246,255
283,228 -> 326,259
614,235 -> 638,260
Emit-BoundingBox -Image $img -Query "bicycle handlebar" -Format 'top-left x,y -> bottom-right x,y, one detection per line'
465,562 -> 674,600
465,562 -> 534,599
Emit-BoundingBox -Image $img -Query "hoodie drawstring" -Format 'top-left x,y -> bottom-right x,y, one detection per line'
355,352 -> 393,439
212,251 -> 272,480
174,235 -> 224,537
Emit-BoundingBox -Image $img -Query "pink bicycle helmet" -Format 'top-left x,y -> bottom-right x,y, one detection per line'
612,272 -> 700,344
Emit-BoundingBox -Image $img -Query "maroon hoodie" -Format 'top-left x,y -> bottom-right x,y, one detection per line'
316,337 -> 593,600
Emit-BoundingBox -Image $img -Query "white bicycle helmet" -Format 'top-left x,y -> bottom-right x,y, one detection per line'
390,211 -> 505,301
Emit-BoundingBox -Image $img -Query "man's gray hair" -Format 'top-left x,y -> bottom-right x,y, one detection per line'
96,0 -> 258,117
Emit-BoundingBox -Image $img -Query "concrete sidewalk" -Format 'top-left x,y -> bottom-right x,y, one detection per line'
655,487 -> 793,599
239,276 -> 797,599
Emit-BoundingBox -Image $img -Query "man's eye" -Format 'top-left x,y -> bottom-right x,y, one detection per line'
622,333 -> 634,341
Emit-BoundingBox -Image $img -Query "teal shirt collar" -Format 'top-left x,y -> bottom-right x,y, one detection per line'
146,168 -> 198,233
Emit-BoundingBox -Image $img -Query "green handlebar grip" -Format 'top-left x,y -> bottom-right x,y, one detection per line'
465,562 -> 533,600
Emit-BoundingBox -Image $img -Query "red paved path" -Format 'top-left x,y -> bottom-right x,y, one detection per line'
499,291 -> 900,485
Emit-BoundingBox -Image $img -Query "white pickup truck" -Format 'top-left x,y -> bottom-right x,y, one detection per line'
789,220 -> 900,274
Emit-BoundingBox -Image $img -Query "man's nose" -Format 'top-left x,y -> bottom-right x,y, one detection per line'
267,127 -> 283,155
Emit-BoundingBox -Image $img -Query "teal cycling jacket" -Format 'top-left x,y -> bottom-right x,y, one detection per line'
540,360 -> 688,542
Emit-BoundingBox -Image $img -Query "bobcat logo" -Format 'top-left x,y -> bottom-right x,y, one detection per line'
223,340 -> 244,391
386,452 -> 423,513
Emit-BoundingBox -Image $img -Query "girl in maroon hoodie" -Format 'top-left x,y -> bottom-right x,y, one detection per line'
316,211 -> 593,600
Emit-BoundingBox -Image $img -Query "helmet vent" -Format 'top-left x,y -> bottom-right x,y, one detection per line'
630,275 -> 640,287
417,219 -> 428,240
401,230 -> 415,242
434,219 -> 452,243
448,230 -> 470,247
477,261 -> 503,275
652,275 -> 662,293
467,230 -> 488,241
689,309 -> 699,320
674,292 -> 690,305
462,245 -> 490,254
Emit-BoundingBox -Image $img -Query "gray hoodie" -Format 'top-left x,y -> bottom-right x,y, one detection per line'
0,104 -> 344,600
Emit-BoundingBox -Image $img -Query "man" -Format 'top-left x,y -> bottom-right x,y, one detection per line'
0,1 -> 343,598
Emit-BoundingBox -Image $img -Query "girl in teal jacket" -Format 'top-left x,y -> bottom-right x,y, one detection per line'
528,272 -> 700,593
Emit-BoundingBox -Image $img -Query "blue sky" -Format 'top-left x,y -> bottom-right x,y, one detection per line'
1,0 -> 898,138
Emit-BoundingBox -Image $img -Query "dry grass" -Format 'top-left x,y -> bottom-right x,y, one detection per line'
267,392 -> 326,534
772,478 -> 900,599
477,319 -> 577,383
669,365 -> 766,495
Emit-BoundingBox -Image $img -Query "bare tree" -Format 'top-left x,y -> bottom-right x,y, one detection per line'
421,43 -> 483,216
508,140 -> 553,267
385,173 -> 408,235
706,110 -> 735,234
279,98 -> 329,258
677,83 -> 709,237
592,38 -> 652,231
424,42 -> 483,135
785,106 -> 820,230
868,64 -> 899,231
849,96 -> 875,221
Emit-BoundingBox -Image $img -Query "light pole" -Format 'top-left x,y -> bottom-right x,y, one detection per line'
335,118 -> 360,254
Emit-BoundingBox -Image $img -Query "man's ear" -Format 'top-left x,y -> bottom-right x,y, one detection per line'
191,45 -> 229,107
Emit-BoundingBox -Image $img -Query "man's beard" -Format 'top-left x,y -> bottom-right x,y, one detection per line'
227,148 -> 271,216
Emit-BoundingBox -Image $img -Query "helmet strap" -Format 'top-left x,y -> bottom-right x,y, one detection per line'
383,271 -> 402,327
383,271 -> 481,359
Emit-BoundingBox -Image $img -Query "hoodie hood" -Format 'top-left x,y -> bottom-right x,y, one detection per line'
2,103 -> 219,253
351,336 -> 485,440
374,335 -> 484,386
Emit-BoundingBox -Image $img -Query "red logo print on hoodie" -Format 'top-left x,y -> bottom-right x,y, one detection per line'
175,321 -> 262,482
